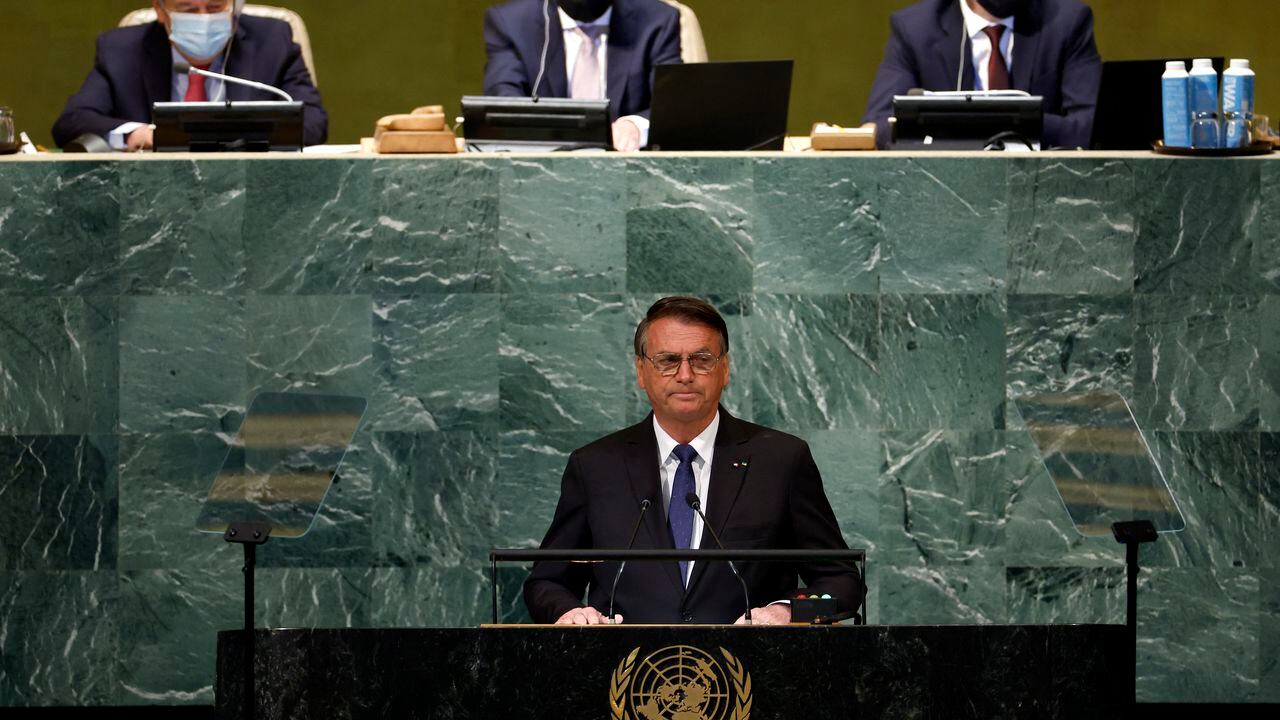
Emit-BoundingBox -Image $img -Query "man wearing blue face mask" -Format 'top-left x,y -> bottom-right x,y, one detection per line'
862,0 -> 1102,149
53,0 -> 327,150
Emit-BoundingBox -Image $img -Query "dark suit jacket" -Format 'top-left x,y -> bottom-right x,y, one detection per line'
523,409 -> 863,625
862,0 -> 1102,148
482,0 -> 683,121
52,15 -> 327,148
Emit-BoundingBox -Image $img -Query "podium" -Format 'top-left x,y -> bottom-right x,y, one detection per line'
215,625 -> 1130,719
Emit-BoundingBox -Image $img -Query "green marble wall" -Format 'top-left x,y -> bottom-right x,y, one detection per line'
0,154 -> 1277,706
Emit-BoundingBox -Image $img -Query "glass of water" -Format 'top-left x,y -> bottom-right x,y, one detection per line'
1192,111 -> 1221,149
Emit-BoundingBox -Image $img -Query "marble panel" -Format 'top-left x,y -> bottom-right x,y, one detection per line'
748,294 -> 880,431
115,567 -> 241,705
1261,295 -> 1280,431
244,295 -> 373,400
1258,160 -> 1280,292
117,432 -> 234,571
367,158 -> 499,294
1135,159 -> 1263,294
0,296 -> 118,434
798,430 -> 882,561
117,159 -> 246,295
626,157 -> 755,293
0,161 -> 120,295
1141,432 -> 1261,570
244,159 -> 373,294
0,571 -> 121,706
369,565 -> 497,628
1005,567 -> 1125,625
369,431 -> 498,569
495,429 -> 599,549
1255,433 -> 1279,567
498,158 -> 625,293
255,568 -> 373,629
500,293 -> 631,431
752,158 -> 882,293
1007,158 -> 1136,294
0,435 -> 117,571
1134,294 -> 1261,431
625,293 -> 753,425
368,294 -> 499,432
118,295 -> 245,434
878,157 -> 1008,293
1006,294 -> 1134,399
880,294 -> 1006,431
877,564 -> 1007,625
1262,567 -> 1280,701
1137,567 -> 1260,703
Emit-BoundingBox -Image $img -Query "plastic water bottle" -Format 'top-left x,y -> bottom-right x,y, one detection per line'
1223,58 -> 1256,147
1162,61 -> 1191,148
1189,58 -> 1220,148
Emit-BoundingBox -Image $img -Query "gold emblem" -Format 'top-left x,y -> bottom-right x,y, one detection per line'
610,645 -> 752,720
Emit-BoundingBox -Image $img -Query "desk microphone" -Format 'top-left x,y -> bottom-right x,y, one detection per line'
607,498 -> 651,624
530,0 -> 552,102
174,62 -> 294,103
685,492 -> 752,624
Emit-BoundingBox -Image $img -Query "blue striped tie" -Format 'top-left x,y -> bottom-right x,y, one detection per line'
668,444 -> 699,585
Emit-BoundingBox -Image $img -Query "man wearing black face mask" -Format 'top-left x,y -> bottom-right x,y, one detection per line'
483,0 -> 683,151
862,0 -> 1102,149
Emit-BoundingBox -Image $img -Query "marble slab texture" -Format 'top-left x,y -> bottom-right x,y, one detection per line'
0,155 -> 1277,706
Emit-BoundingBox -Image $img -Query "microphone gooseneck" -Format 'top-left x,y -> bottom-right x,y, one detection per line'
607,498 -> 652,624
175,62 -> 294,103
531,0 -> 552,102
685,492 -> 752,624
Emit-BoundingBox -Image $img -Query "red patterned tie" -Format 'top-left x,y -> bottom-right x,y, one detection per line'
184,64 -> 211,102
982,25 -> 1011,91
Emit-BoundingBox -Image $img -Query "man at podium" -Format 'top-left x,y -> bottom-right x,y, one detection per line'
524,297 -> 862,625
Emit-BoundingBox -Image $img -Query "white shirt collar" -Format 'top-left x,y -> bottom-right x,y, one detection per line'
558,6 -> 612,31
959,0 -> 1015,39
654,411 -> 720,466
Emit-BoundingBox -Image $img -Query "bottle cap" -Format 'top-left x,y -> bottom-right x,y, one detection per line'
1229,58 -> 1251,70
1192,58 -> 1214,69
1166,61 -> 1187,72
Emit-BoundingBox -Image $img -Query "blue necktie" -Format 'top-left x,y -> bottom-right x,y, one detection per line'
668,444 -> 699,585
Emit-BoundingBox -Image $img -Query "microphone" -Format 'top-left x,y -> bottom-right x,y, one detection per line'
530,0 -> 552,102
685,492 -> 752,624
174,62 -> 294,103
607,498 -> 651,624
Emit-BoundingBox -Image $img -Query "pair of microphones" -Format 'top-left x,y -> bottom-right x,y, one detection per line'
607,493 -> 753,625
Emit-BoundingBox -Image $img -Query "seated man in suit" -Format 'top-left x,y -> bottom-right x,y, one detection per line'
524,297 -> 863,625
862,0 -> 1102,148
52,0 -> 327,150
483,0 -> 682,151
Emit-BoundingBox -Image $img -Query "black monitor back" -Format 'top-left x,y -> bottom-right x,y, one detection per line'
1091,57 -> 1225,150
649,60 -> 793,151
892,94 -> 1044,150
153,101 -> 304,152
460,96 -> 611,151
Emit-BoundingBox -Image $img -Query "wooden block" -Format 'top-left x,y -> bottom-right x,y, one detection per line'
374,130 -> 458,154
377,113 -> 446,132
809,123 -> 876,151
412,105 -> 445,116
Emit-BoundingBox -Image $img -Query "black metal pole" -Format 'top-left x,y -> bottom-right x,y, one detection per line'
244,542 -> 256,720
491,558 -> 499,625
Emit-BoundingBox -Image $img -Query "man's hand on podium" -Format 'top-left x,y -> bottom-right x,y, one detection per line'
556,607 -> 622,625
735,604 -> 791,626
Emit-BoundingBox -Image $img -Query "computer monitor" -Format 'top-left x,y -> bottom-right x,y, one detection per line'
460,96 -> 611,152
892,92 -> 1044,150
152,101 -> 304,152
1090,58 -> 1225,150
648,60 -> 793,151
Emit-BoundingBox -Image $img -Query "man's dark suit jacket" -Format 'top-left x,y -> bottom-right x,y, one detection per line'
523,409 -> 863,624
52,15 -> 327,148
862,0 -> 1102,148
482,0 -> 683,121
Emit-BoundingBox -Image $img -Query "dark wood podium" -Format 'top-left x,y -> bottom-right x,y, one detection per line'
216,624 -> 1130,719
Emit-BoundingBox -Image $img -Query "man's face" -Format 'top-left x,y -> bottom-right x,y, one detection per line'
154,0 -> 233,29
635,317 -> 730,431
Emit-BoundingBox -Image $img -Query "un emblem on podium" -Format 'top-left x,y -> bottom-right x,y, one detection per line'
609,645 -> 752,720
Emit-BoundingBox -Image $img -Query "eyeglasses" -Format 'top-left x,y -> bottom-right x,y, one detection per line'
641,351 -> 725,376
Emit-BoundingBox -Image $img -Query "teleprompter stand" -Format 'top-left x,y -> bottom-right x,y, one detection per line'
224,521 -> 272,720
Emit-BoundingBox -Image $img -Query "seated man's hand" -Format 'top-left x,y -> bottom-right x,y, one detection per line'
555,606 -> 621,625
126,126 -> 154,152
735,603 -> 790,626
611,118 -> 641,152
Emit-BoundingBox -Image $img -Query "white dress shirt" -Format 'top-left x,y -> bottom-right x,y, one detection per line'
557,7 -> 651,147
959,0 -> 1016,92
654,411 -> 719,583
108,48 -> 227,150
